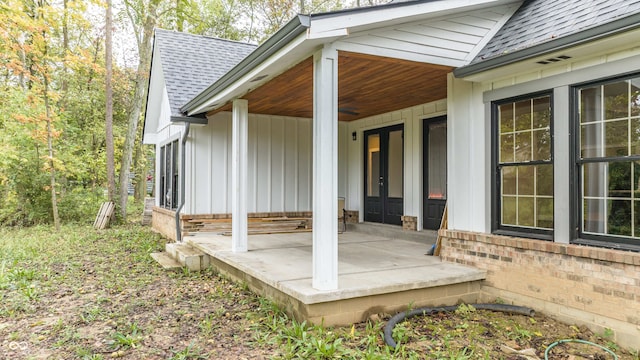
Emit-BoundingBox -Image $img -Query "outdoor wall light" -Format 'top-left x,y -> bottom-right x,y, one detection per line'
352,132 -> 357,141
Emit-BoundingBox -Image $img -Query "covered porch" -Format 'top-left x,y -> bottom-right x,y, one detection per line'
179,228 -> 486,325
166,1 -> 519,307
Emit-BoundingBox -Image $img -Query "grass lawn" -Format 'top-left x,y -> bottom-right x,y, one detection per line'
0,220 -> 637,359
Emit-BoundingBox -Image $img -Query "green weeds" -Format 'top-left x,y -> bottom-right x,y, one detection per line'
0,223 -> 636,359
110,322 -> 143,349
169,343 -> 207,359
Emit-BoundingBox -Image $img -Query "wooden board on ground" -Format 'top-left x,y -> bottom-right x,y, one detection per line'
94,202 -> 115,230
186,216 -> 312,235
220,228 -> 312,236
434,203 -> 447,256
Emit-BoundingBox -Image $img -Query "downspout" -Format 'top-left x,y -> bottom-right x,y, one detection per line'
175,122 -> 190,242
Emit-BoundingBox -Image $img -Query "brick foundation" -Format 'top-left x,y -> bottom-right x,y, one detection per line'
151,206 -> 178,241
344,210 -> 359,223
440,230 -> 640,350
401,216 -> 417,231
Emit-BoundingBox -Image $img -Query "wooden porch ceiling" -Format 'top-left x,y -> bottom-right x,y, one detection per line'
211,51 -> 453,122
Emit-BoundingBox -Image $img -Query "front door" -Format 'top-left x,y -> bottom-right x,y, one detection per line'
364,124 -> 404,225
423,117 -> 447,230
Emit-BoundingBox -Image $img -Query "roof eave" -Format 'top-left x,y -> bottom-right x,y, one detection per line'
454,13 -> 640,79
181,15 -> 311,116
170,114 -> 207,124
142,29 -> 159,144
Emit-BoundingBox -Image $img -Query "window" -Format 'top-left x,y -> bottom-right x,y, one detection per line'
494,93 -> 553,235
159,140 -> 179,209
576,75 -> 640,246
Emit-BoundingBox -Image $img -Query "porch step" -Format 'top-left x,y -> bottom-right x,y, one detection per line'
347,222 -> 437,246
166,242 -> 210,271
150,252 -> 182,271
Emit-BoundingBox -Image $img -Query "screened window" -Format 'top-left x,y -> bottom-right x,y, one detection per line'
159,140 -> 179,209
495,94 -> 553,233
577,75 -> 640,244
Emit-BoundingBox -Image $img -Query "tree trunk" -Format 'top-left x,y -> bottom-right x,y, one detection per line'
105,0 -> 117,207
44,75 -> 60,231
118,0 -> 157,221
133,122 -> 148,202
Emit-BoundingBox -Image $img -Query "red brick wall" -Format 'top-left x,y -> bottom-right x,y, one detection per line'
440,230 -> 640,350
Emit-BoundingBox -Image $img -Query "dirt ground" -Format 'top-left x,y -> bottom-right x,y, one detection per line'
0,224 -> 637,359
391,304 -> 637,359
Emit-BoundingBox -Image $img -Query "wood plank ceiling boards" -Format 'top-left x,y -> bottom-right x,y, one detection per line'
208,51 -> 453,122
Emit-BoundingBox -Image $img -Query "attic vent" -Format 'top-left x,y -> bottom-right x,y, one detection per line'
250,75 -> 268,82
536,55 -> 572,65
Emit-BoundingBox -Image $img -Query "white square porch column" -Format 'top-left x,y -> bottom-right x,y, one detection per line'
312,45 -> 338,290
232,99 -> 248,252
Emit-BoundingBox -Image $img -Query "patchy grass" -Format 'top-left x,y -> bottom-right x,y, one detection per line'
0,223 -> 637,359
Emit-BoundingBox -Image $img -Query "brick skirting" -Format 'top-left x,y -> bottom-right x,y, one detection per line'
439,229 -> 640,349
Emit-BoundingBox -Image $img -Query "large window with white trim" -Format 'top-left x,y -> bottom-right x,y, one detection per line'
576,75 -> 640,247
494,93 -> 553,235
159,140 -> 179,210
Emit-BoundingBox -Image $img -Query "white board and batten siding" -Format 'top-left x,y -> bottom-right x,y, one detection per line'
335,4 -> 519,67
186,112 -> 314,215
447,38 -> 640,237
184,98 -> 449,229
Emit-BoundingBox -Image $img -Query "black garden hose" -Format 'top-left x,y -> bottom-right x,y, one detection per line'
383,303 -> 536,348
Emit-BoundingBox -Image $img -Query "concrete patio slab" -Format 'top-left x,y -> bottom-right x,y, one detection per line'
186,230 -> 486,325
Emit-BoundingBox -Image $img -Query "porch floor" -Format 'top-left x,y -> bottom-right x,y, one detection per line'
185,230 -> 486,325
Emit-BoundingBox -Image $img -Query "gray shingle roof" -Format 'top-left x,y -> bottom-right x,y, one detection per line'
472,0 -> 640,63
154,29 -> 257,116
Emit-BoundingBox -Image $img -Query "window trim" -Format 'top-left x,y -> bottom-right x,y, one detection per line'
159,138 -> 180,210
491,91 -> 555,239
572,72 -> 640,249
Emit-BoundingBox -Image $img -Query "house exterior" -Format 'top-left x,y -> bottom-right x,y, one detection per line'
144,0 -> 640,348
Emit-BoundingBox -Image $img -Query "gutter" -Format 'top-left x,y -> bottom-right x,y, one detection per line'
180,14 -> 311,116
170,114 -> 207,124
175,123 -> 190,242
454,13 -> 640,78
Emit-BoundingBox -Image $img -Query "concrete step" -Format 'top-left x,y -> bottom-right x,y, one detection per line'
150,252 -> 182,271
347,222 -> 438,246
166,242 -> 210,271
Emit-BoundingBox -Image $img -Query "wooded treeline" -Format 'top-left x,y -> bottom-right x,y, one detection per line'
0,0 -> 385,227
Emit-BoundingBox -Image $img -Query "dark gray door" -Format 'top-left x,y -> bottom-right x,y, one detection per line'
364,124 -> 404,225
424,117 -> 447,230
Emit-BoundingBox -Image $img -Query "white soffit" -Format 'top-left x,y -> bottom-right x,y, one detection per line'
334,3 -> 521,67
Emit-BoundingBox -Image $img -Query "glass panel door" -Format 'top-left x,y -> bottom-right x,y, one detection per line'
367,134 -> 380,197
424,117 -> 447,230
428,122 -> 447,200
364,125 -> 404,225
388,130 -> 403,198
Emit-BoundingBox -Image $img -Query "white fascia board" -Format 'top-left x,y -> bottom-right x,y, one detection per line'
142,132 -> 158,145
306,27 -> 349,40
461,27 -> 640,83
187,33 -> 340,116
308,0 -> 519,36
143,55 -> 165,138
